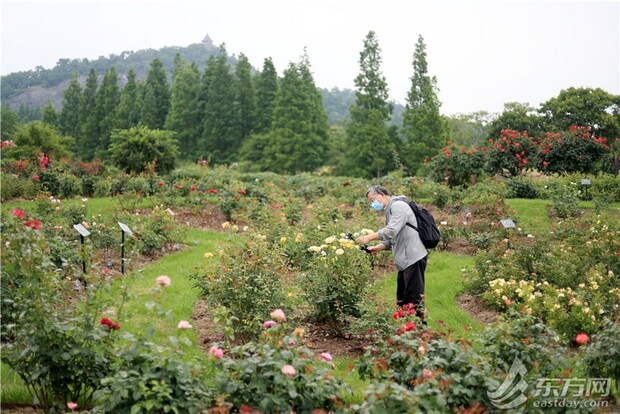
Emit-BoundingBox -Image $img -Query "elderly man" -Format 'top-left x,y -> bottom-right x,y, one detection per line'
356,185 -> 428,319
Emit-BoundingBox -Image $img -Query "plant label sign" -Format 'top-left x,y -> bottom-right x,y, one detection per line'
500,218 -> 516,229
580,179 -> 591,186
118,222 -> 133,236
73,223 -> 91,237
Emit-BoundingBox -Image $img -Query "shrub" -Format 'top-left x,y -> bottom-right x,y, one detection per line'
108,126 -> 179,175
581,318 -> 620,381
357,326 -> 499,411
301,233 -> 372,332
549,183 -> 581,218
1,214 -> 117,412
194,236 -> 287,342
210,320 -> 346,413
476,310 -> 566,378
536,126 -> 610,175
485,129 -> 537,177
505,175 -> 540,199
427,143 -> 486,187
94,336 -> 211,414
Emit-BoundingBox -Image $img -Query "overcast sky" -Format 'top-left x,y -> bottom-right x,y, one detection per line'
1,0 -> 619,115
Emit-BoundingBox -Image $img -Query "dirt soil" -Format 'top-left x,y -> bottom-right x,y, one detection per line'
455,293 -> 499,324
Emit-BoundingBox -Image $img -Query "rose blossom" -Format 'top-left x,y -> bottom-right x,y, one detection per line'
156,275 -> 171,287
281,364 -> 297,377
67,402 -> 78,411
263,320 -> 277,329
422,368 -> 433,379
320,352 -> 332,362
177,320 -> 193,329
270,309 -> 286,322
209,346 -> 224,359
575,333 -> 589,345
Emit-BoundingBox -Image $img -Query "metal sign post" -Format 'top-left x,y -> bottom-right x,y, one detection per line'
500,218 -> 516,249
117,222 -> 133,275
580,179 -> 591,200
73,224 -> 91,274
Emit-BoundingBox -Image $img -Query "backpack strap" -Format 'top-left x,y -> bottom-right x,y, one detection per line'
390,200 -> 419,232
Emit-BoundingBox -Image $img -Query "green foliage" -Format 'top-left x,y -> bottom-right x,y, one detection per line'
200,46 -> 241,163
549,183 -> 581,218
58,75 -> 82,141
536,126 -> 611,175
540,87 -> 620,142
401,35 -> 449,175
477,310 -> 566,377
264,57 -> 330,173
1,214 -> 117,412
235,53 -> 256,140
505,175 -> 541,198
344,31 -> 394,178
357,326 -> 499,412
301,234 -> 372,332
109,126 -> 179,174
79,69 -> 99,160
5,121 -> 74,161
93,67 -> 120,158
211,322 -> 347,413
194,236 -> 287,342
139,59 -> 170,130
165,60 -> 202,159
254,57 -> 279,133
580,318 -> 620,381
485,129 -> 537,177
487,102 -> 545,139
427,142 -> 486,187
1,104 -> 21,141
94,336 -> 211,414
115,69 -> 141,131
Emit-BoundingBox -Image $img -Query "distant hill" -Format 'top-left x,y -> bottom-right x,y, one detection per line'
1,35 -> 224,110
1,36 -> 406,126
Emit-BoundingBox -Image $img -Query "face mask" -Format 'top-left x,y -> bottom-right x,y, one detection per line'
371,200 -> 384,211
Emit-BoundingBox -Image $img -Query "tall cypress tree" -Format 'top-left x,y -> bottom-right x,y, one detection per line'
201,45 -> 240,163
344,31 -> 394,178
140,59 -> 170,130
402,35 -> 448,174
165,59 -> 202,159
254,57 -> 278,134
42,101 -> 58,127
80,69 -> 99,160
59,74 -> 82,142
265,56 -> 328,173
94,67 -> 120,158
116,69 -> 141,130
235,53 -> 256,141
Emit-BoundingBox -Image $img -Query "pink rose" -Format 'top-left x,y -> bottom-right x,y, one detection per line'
575,333 -> 589,345
320,352 -> 332,362
67,402 -> 78,411
281,364 -> 296,377
209,346 -> 224,359
263,320 -> 277,329
156,275 -> 171,287
177,320 -> 192,329
422,368 -> 433,379
270,309 -> 286,322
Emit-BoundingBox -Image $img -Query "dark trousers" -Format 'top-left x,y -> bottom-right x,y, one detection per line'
396,256 -> 427,317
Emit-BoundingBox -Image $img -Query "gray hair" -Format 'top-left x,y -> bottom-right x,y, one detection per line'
366,185 -> 390,197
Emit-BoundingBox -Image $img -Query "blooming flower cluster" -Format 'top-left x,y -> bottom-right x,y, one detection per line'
11,208 -> 42,230
100,318 -> 120,330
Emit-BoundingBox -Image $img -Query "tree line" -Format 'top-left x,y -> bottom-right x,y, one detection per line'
2,32 -> 618,178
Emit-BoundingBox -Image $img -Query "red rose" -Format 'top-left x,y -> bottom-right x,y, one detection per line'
157,181 -> 164,187
12,208 -> 27,219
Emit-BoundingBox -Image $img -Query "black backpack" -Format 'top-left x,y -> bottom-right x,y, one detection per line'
397,200 -> 441,249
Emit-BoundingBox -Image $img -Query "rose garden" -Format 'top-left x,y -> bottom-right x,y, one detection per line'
1,127 -> 619,413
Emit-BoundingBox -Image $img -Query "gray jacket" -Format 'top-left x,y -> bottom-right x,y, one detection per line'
378,196 -> 428,271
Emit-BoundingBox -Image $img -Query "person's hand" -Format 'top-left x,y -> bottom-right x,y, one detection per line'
356,234 -> 374,245
367,244 -> 385,255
